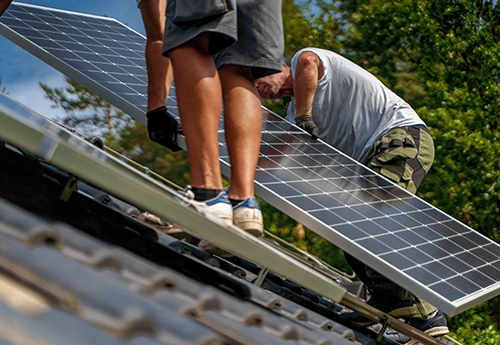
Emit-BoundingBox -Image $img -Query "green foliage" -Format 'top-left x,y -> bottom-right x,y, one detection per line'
449,298 -> 500,345
283,0 -> 347,60
41,78 -> 190,188
422,106 -> 500,242
282,0 -> 317,59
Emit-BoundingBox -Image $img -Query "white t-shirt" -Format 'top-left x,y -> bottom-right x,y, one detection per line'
286,48 -> 425,163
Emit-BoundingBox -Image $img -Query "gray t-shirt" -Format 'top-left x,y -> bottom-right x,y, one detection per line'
286,48 -> 425,163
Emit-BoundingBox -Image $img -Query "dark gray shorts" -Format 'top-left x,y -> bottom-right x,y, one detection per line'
163,0 -> 284,79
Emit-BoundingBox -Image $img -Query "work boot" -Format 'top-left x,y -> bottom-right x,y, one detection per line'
377,310 -> 449,344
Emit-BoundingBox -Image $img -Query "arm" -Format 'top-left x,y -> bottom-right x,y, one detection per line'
138,0 -> 173,111
292,51 -> 324,139
139,0 -> 181,151
293,51 -> 324,118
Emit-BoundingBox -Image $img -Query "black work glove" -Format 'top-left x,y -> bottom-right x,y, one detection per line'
295,115 -> 319,140
146,106 -> 182,152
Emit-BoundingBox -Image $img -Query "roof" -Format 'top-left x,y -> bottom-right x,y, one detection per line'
0,131 -> 392,345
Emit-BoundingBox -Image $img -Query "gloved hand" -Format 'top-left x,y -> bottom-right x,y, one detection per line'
295,115 -> 319,139
146,106 -> 182,152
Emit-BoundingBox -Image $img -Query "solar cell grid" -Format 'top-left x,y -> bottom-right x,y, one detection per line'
1,3 -> 150,117
2,2 -> 500,316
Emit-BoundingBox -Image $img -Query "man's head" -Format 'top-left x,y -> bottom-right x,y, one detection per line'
254,62 -> 293,100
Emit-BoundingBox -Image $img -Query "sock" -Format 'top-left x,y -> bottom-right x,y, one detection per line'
191,187 -> 224,201
229,198 -> 244,207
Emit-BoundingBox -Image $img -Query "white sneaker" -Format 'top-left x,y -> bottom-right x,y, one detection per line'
233,197 -> 263,236
177,186 -> 233,224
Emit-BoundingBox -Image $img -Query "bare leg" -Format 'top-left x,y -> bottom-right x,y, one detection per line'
219,64 -> 262,200
167,34 -> 223,189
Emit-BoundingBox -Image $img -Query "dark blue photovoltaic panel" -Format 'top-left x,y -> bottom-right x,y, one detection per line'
0,3 -> 149,120
2,2 -> 500,316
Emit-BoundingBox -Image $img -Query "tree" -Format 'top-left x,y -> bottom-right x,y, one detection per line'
333,0 -> 500,241
41,78 -> 190,188
40,77 -> 132,138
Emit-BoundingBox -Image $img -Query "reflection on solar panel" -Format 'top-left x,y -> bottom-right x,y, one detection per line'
0,91 -> 348,307
2,2 -> 500,316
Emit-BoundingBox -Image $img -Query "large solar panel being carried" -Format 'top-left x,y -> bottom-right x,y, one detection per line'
1,2 -> 500,316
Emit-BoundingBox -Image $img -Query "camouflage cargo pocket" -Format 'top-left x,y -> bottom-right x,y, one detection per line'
367,128 -> 418,192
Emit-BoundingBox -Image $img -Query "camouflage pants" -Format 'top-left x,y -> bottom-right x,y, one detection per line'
366,125 -> 434,194
345,125 -> 437,318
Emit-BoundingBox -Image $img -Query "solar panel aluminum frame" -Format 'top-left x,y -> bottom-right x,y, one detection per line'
0,92 -> 348,305
2,2 -> 500,317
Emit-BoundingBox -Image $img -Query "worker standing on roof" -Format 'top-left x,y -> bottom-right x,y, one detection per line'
255,47 -> 449,338
136,0 -> 181,152
159,0 -> 284,242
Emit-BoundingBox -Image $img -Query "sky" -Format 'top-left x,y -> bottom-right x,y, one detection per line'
0,0 -> 147,119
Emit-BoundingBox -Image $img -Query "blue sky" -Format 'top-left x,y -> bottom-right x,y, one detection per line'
0,1 -> 146,119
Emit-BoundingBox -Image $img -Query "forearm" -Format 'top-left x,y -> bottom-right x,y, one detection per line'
140,0 -> 173,110
145,40 -> 172,110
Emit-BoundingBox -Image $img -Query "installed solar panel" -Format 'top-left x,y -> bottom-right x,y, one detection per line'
2,2 -> 500,316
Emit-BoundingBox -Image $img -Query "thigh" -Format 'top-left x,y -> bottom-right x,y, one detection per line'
366,126 -> 434,194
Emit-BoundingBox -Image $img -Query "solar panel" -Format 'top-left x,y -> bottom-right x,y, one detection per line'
2,2 -> 500,316
0,91 -> 349,307
0,2 -> 150,124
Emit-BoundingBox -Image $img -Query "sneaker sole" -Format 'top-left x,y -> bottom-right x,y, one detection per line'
234,220 -> 263,237
186,203 -> 233,225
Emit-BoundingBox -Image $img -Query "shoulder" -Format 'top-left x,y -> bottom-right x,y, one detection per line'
292,48 -> 323,70
293,48 -> 323,62
292,48 -> 325,79
297,50 -> 321,65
